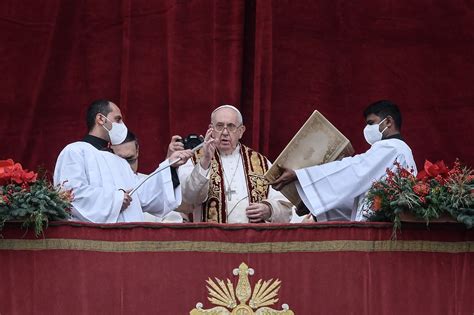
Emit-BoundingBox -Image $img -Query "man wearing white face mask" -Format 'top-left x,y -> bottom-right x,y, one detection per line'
272,100 -> 417,222
53,99 -> 193,223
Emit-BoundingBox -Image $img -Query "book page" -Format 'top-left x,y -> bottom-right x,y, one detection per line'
265,110 -> 354,206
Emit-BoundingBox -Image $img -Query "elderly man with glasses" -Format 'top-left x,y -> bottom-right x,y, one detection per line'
175,105 -> 292,223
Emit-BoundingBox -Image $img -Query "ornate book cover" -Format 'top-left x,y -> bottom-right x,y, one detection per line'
264,110 -> 355,206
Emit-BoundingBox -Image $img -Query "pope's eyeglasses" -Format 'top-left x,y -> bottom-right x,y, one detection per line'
213,123 -> 241,132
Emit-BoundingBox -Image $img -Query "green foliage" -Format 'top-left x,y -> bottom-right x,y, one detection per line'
365,160 -> 474,234
0,179 -> 72,236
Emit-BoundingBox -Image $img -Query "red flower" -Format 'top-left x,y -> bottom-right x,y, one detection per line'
0,159 -> 37,185
399,168 -> 412,178
0,159 -> 14,168
21,169 -> 37,183
0,159 -> 15,185
448,159 -> 462,176
467,175 -> 474,183
413,182 -> 430,196
2,195 -> 10,205
21,182 -> 30,191
416,160 -> 449,181
372,195 -> 382,211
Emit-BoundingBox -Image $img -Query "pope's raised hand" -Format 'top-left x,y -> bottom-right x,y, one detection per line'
166,135 -> 185,158
199,128 -> 216,170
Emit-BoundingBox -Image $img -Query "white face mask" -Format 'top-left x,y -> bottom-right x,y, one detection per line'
101,116 -> 128,145
363,117 -> 387,145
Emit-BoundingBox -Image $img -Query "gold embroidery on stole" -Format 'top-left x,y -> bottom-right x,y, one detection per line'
192,145 -> 270,223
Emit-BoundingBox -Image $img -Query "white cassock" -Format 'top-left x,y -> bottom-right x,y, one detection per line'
143,211 -> 183,223
295,138 -> 417,221
135,173 -> 183,223
178,145 -> 292,223
53,142 -> 181,223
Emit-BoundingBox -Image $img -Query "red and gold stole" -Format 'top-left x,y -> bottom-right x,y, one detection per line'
191,144 -> 269,223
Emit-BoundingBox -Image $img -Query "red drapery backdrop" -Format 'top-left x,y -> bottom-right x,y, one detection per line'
0,1 -> 473,174
0,222 -> 473,314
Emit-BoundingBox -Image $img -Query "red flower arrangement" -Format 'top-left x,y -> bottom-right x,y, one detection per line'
0,159 -> 37,186
365,159 -> 474,232
0,159 -> 72,236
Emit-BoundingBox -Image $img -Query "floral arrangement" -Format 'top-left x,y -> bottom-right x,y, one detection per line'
365,159 -> 474,232
0,159 -> 72,236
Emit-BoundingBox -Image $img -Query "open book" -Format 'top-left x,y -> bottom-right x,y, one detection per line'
264,110 -> 354,206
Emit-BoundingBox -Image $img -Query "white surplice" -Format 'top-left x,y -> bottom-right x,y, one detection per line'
178,145 -> 292,223
295,138 -> 417,221
53,141 -> 181,223
143,211 -> 183,223
136,172 -> 183,223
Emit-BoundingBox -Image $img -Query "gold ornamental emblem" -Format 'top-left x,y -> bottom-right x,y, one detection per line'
190,262 -> 294,315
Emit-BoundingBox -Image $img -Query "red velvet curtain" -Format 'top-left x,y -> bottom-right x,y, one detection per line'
0,1 -> 473,174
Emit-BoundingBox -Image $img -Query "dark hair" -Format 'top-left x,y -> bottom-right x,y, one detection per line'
363,100 -> 402,130
122,130 -> 139,147
86,99 -> 112,132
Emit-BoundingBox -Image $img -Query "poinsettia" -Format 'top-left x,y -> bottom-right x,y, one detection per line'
0,159 -> 37,186
416,160 -> 449,182
1,158 -> 71,236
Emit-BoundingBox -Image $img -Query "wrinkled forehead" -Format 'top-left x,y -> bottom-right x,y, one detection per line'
212,108 -> 239,124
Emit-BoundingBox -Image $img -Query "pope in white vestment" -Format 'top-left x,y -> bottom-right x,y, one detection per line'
178,144 -> 292,223
175,105 -> 292,223
54,141 -> 181,223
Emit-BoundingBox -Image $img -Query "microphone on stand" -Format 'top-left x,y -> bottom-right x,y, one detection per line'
129,141 -> 204,196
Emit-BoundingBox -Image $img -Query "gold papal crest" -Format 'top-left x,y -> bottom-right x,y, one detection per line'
190,262 -> 294,315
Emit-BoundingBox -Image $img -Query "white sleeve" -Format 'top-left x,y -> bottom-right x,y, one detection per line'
178,159 -> 210,205
136,159 -> 182,216
294,144 -> 402,217
53,146 -> 123,223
